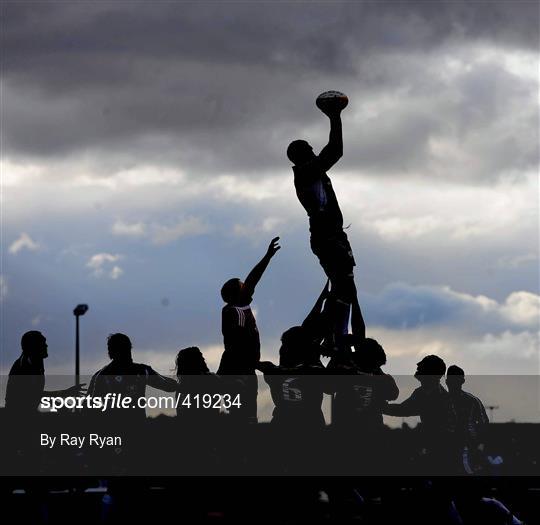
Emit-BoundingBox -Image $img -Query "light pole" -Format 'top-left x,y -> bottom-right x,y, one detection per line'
73,304 -> 88,386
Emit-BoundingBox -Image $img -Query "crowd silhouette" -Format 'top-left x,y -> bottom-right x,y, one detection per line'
2,94 -> 531,524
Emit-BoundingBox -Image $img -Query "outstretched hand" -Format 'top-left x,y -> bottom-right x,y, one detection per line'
320,106 -> 343,118
266,237 -> 281,258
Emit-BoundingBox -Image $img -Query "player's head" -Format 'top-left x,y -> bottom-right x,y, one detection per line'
21,330 -> 48,359
445,364 -> 465,393
287,140 -> 315,165
415,354 -> 446,385
107,333 -> 132,362
175,346 -> 209,376
221,278 -> 243,305
353,338 -> 387,370
279,326 -> 310,367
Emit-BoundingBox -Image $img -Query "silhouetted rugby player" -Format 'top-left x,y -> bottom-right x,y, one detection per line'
327,291 -> 397,428
446,365 -> 489,446
174,346 -> 222,474
288,103 -> 355,348
383,355 -> 456,472
5,330 -> 84,412
383,355 -> 452,431
175,346 -> 221,423
257,283 -> 331,430
446,365 -> 489,474
258,332 -> 327,429
88,333 -> 177,420
331,338 -> 399,430
218,236 -> 280,422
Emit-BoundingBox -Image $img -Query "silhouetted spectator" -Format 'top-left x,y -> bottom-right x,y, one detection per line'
288,103 -> 356,351
218,236 -> 280,423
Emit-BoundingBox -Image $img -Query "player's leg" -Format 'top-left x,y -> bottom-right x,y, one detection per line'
323,234 -> 357,350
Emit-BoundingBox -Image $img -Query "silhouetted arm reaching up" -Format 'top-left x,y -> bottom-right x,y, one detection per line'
242,237 -> 280,299
318,113 -> 343,171
302,280 -> 330,330
351,288 -> 366,342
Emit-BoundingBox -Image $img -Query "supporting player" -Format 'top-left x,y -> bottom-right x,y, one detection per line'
6,330 -> 86,413
256,282 -> 332,477
88,333 -> 178,421
383,355 -> 457,474
446,365 -> 490,474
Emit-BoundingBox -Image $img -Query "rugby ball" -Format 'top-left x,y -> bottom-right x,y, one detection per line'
316,91 -> 349,113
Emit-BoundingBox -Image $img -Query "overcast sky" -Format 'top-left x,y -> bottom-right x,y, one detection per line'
1,1 -> 539,419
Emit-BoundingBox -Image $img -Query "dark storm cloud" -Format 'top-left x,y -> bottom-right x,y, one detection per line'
361,282 -> 537,333
2,1 -> 538,179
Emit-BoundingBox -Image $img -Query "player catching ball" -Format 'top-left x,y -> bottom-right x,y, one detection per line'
287,91 -> 356,350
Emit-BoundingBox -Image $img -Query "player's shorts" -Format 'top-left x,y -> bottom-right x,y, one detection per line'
310,230 -> 356,277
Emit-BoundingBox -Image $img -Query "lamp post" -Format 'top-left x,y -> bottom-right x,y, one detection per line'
73,304 -> 88,386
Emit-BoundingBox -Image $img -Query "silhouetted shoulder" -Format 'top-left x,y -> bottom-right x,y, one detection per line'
131,362 -> 156,375
461,390 -> 489,420
380,373 -> 399,401
461,390 -> 484,405
293,156 -> 326,184
9,355 -> 43,375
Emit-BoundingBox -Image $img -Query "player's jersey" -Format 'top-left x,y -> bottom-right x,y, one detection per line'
218,304 -> 260,375
332,371 -> 399,429
449,390 -> 489,444
5,354 -> 45,412
263,362 -> 327,429
405,385 -> 456,436
88,360 -> 176,419
293,157 -> 344,236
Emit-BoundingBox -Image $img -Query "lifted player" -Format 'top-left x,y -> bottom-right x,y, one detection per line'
287,91 -> 355,350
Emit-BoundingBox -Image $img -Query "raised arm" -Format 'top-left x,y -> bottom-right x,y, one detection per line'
302,280 -> 330,331
242,237 -> 280,298
318,113 -> 343,172
351,287 -> 366,342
